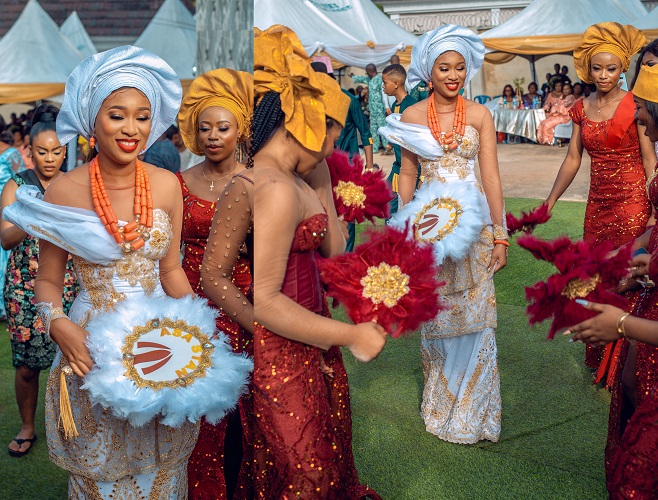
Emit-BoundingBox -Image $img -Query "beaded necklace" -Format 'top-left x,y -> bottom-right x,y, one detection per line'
90,157 -> 153,253
427,94 -> 466,153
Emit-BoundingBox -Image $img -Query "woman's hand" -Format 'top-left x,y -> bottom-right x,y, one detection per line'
346,322 -> 388,362
617,253 -> 653,292
630,253 -> 651,278
489,244 -> 508,273
50,319 -> 94,377
563,300 -> 625,347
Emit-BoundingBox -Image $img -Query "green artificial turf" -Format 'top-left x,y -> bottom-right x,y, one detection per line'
0,198 -> 608,499
343,198 -> 611,499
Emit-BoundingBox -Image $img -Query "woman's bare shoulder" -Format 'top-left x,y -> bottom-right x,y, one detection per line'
144,163 -> 179,189
465,100 -> 488,116
401,100 -> 428,124
43,165 -> 90,205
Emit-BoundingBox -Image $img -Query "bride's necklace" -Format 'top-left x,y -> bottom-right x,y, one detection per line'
202,164 -> 238,192
596,88 -> 621,114
90,157 -> 152,253
427,95 -> 466,153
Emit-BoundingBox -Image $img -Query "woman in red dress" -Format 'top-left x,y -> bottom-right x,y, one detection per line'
562,56 -> 658,500
546,23 -> 655,370
176,69 -> 254,499
252,26 -> 386,499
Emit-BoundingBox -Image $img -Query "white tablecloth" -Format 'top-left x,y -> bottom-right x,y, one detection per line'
490,108 -> 546,143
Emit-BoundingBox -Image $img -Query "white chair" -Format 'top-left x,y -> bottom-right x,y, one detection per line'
553,121 -> 573,146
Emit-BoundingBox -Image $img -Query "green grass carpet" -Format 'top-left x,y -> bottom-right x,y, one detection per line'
0,198 -> 609,499
343,198 -> 610,499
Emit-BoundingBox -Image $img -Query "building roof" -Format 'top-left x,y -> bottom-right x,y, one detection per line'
0,0 -> 195,38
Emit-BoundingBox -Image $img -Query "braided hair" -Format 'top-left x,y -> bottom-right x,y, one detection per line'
246,91 -> 285,169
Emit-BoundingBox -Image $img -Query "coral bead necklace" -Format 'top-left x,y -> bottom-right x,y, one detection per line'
427,94 -> 466,153
90,157 -> 153,253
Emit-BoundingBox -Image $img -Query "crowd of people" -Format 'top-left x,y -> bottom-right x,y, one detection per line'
495,64 -> 599,145
1,17 -> 657,500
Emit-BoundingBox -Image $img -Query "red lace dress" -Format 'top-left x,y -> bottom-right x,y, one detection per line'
253,214 -> 380,500
178,174 -> 254,499
605,176 -> 658,498
570,93 -> 651,368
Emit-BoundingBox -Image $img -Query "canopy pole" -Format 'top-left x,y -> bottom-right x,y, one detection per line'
530,55 -> 537,84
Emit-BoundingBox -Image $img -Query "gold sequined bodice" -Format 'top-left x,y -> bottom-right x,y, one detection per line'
420,126 -> 480,182
73,209 -> 173,312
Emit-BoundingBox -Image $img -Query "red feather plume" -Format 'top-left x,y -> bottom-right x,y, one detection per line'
318,224 -> 446,337
326,150 -> 392,223
506,203 -> 551,236
517,234 -> 631,338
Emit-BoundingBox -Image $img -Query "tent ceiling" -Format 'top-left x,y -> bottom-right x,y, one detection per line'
481,0 -> 647,59
255,0 -> 417,67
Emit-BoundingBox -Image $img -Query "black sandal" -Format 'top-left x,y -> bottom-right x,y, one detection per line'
8,434 -> 37,458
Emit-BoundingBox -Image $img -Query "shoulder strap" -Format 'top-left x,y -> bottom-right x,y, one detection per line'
15,169 -> 45,195
176,171 -> 190,195
606,92 -> 636,150
234,173 -> 254,185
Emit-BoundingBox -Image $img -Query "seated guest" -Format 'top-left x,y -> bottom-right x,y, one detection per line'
572,82 -> 584,100
498,84 -> 515,108
537,80 -> 575,145
562,82 -> 573,98
523,82 -> 541,107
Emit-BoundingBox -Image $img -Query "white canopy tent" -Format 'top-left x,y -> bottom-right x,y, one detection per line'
60,11 -> 97,58
482,0 -> 645,42
0,0 -> 83,103
480,0 -> 647,81
134,0 -> 196,79
634,5 -> 658,30
254,0 -> 417,68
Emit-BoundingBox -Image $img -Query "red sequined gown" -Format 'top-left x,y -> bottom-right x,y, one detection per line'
570,94 -> 651,368
178,174 -> 254,500
253,214 -> 380,500
605,175 -> 658,498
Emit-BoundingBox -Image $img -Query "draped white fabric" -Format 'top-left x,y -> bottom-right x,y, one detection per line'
304,42 -> 406,67
255,0 -> 417,68
3,185 -> 124,265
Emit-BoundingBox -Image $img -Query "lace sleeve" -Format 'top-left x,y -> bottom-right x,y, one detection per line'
201,174 -> 254,333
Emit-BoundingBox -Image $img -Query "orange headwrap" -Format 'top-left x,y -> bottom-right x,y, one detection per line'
177,69 -> 253,156
573,22 -> 645,84
255,24 -> 344,152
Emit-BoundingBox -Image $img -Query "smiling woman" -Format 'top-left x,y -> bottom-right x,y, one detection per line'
379,24 -> 506,446
2,46 -> 204,498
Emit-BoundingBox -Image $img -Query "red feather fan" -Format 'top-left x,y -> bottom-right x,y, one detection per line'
518,234 -> 631,338
326,150 -> 392,223
506,203 -> 551,236
318,224 -> 445,338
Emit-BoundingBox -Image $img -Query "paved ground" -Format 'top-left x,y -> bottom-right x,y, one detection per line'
372,142 -> 591,201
